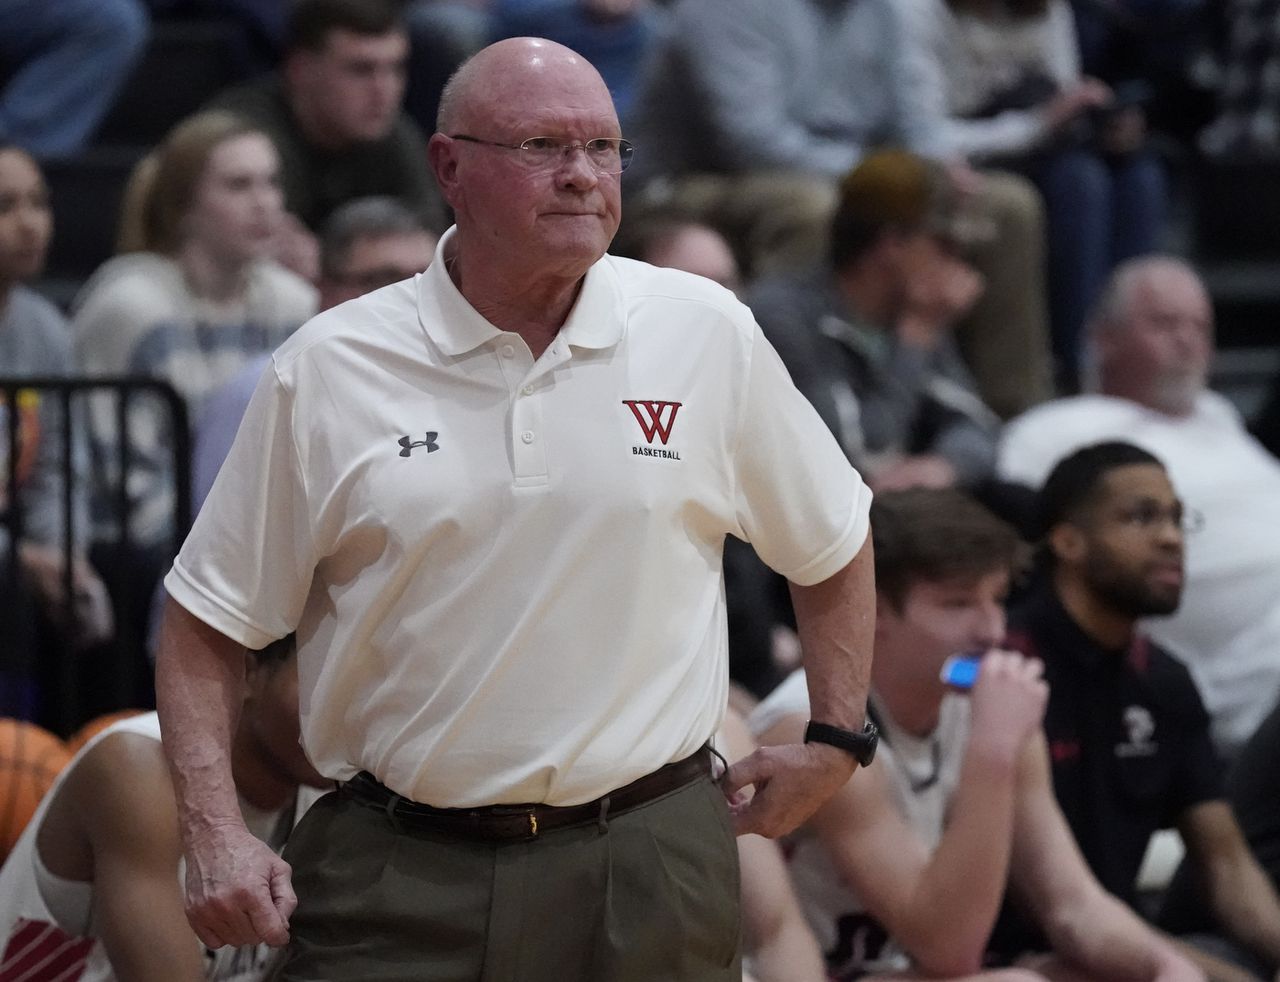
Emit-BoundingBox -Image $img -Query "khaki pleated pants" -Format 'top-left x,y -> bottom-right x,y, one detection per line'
276,775 -> 742,982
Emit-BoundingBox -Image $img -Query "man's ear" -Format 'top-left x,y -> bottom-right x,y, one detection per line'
1048,523 -> 1086,565
428,134 -> 463,211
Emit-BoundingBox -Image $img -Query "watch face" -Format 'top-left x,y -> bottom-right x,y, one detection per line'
858,722 -> 879,765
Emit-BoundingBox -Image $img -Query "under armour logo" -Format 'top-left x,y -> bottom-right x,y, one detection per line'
398,432 -> 440,457
622,400 -> 682,445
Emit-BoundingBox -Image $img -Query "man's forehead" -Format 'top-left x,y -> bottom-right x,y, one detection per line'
1097,463 -> 1175,502
1132,269 -> 1211,319
480,84 -> 615,129
321,26 -> 408,58
460,44 -> 616,129
910,568 -> 1010,597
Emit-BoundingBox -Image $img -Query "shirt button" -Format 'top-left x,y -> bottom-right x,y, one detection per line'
521,385 -> 534,396
521,430 -> 535,444
501,345 -> 515,358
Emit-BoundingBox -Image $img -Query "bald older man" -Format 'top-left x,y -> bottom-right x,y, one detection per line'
154,37 -> 876,981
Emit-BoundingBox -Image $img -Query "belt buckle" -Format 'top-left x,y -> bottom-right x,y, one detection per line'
488,805 -> 539,839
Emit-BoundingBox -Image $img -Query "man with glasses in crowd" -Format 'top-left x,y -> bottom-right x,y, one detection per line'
999,441 -> 1280,979
154,36 -> 876,981
314,195 -> 437,312
997,256 -> 1280,759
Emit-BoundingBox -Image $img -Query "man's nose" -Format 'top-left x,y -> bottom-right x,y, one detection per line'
1155,518 -> 1184,549
973,603 -> 1005,649
554,145 -> 601,186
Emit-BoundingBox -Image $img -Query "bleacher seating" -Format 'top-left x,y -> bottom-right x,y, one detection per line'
1192,157 -> 1280,415
24,4 -> 1280,427
41,148 -> 141,301
95,17 -> 245,148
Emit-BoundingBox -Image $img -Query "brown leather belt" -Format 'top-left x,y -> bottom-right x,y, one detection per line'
342,746 -> 712,842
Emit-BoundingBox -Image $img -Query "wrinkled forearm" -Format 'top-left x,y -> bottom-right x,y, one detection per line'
154,598 -> 247,845
790,541 -> 874,730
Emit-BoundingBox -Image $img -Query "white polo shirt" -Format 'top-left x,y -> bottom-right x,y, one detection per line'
167,228 -> 870,807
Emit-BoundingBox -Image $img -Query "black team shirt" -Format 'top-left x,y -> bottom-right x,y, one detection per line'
990,580 -> 1222,956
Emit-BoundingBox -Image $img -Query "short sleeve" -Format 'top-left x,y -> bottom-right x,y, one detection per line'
732,326 -> 871,585
1168,665 -> 1226,817
164,359 -> 316,648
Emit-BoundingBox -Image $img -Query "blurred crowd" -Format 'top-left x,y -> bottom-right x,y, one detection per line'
4,0 -> 1280,980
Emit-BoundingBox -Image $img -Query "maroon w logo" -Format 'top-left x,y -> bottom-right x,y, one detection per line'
623,400 -> 683,445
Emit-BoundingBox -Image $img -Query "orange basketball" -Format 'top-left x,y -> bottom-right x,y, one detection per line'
0,719 -> 72,862
64,709 -> 148,756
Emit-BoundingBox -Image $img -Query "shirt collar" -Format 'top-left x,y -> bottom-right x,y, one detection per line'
417,226 -> 626,356
1019,579 -> 1123,673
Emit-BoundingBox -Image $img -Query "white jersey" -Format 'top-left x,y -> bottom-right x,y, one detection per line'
0,712 -> 321,982
750,671 -> 970,979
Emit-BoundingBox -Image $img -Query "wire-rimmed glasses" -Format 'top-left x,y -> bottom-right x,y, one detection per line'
1112,502 -> 1205,535
449,134 -> 635,174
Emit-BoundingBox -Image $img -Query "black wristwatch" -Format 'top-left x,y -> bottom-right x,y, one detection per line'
804,719 -> 879,766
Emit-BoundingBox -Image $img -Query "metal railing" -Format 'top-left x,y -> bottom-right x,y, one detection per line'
1,376 -> 192,734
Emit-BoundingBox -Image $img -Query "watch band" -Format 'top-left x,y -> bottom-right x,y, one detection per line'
804,719 -> 879,766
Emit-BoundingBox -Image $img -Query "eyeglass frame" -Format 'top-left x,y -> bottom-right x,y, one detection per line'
1108,501 -> 1205,535
448,134 -> 635,174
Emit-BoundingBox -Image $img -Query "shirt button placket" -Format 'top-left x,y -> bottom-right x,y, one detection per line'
503,339 -> 547,484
